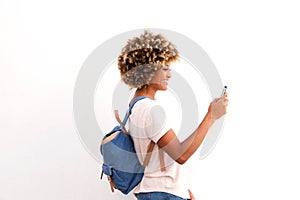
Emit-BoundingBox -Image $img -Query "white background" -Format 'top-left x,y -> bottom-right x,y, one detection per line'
1,0 -> 300,199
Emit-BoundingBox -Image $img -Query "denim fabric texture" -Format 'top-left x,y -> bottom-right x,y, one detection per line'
136,192 -> 188,200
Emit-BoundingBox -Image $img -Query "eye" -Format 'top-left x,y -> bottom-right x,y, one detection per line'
162,67 -> 170,71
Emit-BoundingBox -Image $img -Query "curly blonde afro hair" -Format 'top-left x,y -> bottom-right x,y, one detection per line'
118,30 -> 179,88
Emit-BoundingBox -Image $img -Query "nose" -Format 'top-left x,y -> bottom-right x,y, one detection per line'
167,70 -> 171,78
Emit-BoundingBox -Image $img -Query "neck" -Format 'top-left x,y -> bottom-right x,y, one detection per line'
133,85 -> 157,100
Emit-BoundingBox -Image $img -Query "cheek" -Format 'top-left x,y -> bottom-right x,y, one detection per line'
151,72 -> 163,83
150,76 -> 159,84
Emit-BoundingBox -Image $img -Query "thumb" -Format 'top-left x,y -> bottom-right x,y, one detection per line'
188,189 -> 196,200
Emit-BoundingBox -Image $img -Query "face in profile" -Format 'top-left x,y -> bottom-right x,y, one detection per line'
149,65 -> 172,91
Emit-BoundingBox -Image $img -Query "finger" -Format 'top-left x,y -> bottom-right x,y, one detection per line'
188,189 -> 195,200
222,92 -> 228,99
224,99 -> 229,107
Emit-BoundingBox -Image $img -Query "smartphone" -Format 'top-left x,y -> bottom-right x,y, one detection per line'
220,86 -> 227,97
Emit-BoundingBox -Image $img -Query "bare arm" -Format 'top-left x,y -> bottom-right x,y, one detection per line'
157,93 -> 228,164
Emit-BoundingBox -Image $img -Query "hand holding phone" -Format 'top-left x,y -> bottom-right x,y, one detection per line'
199,86 -> 228,160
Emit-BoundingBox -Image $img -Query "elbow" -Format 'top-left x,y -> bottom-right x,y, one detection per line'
175,156 -> 188,165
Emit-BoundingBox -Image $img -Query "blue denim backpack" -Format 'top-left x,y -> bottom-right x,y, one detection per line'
100,96 -> 165,194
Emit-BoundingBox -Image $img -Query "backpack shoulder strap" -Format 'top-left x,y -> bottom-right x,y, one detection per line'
114,96 -> 147,134
122,96 -> 147,125
143,141 -> 166,171
143,141 -> 155,166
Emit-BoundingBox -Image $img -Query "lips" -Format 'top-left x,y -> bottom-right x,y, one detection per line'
162,80 -> 168,85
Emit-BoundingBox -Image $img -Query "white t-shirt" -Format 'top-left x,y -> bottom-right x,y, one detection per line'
128,98 -> 190,199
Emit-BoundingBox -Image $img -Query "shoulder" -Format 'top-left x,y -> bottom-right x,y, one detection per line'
131,98 -> 168,126
134,98 -> 166,115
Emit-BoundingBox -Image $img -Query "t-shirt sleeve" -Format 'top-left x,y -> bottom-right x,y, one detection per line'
145,104 -> 172,143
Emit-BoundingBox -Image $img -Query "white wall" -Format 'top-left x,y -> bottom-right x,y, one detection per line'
1,0 -> 300,199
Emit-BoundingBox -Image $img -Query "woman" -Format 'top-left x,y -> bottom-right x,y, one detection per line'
117,30 -> 228,200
